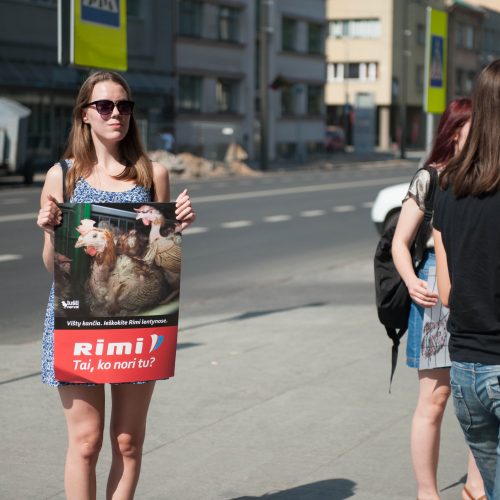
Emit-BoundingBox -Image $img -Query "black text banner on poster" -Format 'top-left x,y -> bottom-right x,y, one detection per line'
53,202 -> 182,384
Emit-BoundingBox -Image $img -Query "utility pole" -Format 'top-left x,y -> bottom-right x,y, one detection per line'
259,0 -> 272,171
400,2 -> 410,160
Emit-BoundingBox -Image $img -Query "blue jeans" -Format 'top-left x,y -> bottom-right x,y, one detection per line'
451,361 -> 500,499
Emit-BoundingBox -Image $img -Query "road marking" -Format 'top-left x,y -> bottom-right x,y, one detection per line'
0,213 -> 36,223
300,210 -> 326,217
362,201 -> 374,208
332,205 -> 356,213
1,198 -> 27,205
183,226 -> 208,235
191,176 -> 411,204
263,215 -> 292,223
222,220 -> 253,228
0,254 -> 22,263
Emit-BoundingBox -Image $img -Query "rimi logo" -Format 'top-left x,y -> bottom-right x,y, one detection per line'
81,0 -> 120,28
73,334 -> 164,357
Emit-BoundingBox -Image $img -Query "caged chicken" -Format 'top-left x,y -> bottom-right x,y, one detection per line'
74,225 -> 170,316
134,205 -> 182,290
116,228 -> 149,259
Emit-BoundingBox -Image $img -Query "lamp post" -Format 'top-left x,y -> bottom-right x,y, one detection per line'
259,0 -> 273,171
400,5 -> 411,159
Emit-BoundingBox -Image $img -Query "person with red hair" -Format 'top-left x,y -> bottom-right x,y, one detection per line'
393,98 -> 486,500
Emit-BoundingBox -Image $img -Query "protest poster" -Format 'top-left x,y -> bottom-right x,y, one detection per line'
419,266 -> 450,369
53,202 -> 181,384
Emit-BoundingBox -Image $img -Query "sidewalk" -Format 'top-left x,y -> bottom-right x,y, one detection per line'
1,250 -> 468,499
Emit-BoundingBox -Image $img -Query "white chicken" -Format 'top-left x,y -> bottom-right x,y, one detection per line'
134,205 -> 182,290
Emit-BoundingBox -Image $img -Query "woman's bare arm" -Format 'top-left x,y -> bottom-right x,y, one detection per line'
433,228 -> 451,307
37,164 -> 64,273
392,197 -> 438,307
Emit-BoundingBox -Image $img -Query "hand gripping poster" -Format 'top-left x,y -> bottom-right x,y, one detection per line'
419,266 -> 451,369
53,203 -> 181,383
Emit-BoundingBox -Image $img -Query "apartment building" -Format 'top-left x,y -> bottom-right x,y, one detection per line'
174,0 -> 255,160
175,0 -> 326,162
0,0 -> 176,168
267,0 -> 326,161
326,0 -> 449,151
446,1 -> 484,99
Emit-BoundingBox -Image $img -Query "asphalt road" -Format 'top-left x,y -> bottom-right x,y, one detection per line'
0,162 -> 417,345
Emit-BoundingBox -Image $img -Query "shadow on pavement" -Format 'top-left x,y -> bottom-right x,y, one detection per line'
182,302 -> 328,332
230,478 -> 356,499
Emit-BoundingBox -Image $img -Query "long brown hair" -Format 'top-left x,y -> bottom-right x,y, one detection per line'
63,71 -> 153,198
440,59 -> 500,197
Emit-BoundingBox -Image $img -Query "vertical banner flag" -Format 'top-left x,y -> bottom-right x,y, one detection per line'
424,8 -> 447,114
71,0 -> 127,71
53,203 -> 181,383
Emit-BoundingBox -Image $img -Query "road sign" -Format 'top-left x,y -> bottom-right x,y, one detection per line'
58,0 -> 128,71
424,8 -> 447,114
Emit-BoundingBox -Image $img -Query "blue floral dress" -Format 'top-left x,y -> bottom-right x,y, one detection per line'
42,166 -> 151,386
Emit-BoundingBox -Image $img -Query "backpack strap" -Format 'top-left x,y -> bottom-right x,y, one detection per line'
60,159 -> 69,203
412,165 -> 438,268
387,325 -> 407,393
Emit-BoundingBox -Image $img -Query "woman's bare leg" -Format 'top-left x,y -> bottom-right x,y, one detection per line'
106,382 -> 155,500
58,385 -> 105,500
411,368 -> 451,500
463,450 -> 486,499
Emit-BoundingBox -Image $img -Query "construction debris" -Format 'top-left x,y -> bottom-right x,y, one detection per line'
148,143 -> 261,178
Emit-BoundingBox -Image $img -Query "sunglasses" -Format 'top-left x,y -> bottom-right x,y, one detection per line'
85,99 -> 135,116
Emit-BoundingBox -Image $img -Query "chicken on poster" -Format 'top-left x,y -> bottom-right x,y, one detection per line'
53,202 -> 182,384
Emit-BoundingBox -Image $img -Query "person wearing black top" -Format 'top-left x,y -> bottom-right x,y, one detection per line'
434,59 -> 500,500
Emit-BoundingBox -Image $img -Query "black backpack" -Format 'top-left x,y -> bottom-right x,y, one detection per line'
374,165 -> 438,390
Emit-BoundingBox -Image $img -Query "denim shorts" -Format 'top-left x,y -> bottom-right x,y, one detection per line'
406,250 -> 450,369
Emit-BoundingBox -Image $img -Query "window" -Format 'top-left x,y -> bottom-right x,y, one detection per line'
416,65 -> 424,91
281,85 -> 295,115
329,19 -> 381,39
216,79 -> 239,113
179,0 -> 203,37
456,23 -> 475,49
218,6 -> 239,42
178,75 -> 202,112
464,71 -> 475,94
127,0 -> 141,18
307,85 -> 323,115
456,69 -> 464,94
308,23 -> 323,54
417,24 -> 426,46
282,17 -> 298,51
327,63 -> 377,82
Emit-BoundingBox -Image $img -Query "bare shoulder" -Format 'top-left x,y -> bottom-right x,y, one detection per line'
151,161 -> 170,202
151,161 -> 169,181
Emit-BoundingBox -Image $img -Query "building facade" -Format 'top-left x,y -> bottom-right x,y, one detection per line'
446,1 -> 484,99
175,0 -> 326,162
174,0 -> 256,160
267,0 -> 326,161
325,0 -> 448,151
0,0 -> 176,170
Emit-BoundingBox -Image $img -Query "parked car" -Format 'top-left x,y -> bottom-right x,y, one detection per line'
371,182 -> 410,234
325,126 -> 346,152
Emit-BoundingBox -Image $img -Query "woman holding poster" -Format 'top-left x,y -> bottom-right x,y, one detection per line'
392,99 -> 486,500
36,71 -> 196,499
